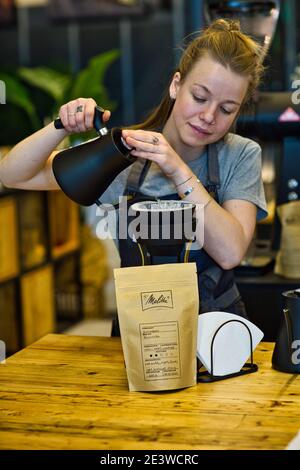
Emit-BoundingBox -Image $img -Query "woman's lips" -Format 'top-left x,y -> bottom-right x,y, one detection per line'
188,123 -> 212,136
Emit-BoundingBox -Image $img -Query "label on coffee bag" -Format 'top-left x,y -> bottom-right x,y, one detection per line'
139,321 -> 180,381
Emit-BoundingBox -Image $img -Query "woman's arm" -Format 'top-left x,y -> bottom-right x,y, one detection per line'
0,98 -> 109,191
161,164 -> 256,270
0,122 -> 67,190
184,181 -> 256,269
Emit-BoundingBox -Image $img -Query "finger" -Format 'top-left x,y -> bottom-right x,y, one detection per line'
59,105 -> 70,131
102,109 -> 111,123
59,104 -> 78,133
77,98 -> 94,132
123,129 -> 161,145
125,135 -> 161,153
130,149 -> 159,162
75,125 -> 84,134
75,109 -> 88,134
84,99 -> 97,129
75,117 -> 86,133
66,101 -> 78,130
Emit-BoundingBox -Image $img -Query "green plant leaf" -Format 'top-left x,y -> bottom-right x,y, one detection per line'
0,49 -> 119,143
69,49 -> 120,109
0,72 -> 40,129
18,67 -> 71,103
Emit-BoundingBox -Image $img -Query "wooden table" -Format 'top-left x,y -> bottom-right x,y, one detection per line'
0,334 -> 300,450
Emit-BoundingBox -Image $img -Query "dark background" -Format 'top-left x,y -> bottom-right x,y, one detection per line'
1,0 -> 299,129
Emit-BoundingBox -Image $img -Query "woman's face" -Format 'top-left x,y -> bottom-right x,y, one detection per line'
165,53 -> 249,159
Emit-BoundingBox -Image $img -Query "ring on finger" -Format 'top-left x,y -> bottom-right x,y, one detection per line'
152,136 -> 159,145
76,105 -> 83,113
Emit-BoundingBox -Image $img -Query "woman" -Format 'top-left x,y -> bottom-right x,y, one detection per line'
0,19 -> 267,317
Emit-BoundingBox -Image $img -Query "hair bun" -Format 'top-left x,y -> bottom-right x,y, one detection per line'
210,19 -> 241,33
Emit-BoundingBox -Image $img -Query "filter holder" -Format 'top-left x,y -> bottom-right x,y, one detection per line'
197,319 -> 258,382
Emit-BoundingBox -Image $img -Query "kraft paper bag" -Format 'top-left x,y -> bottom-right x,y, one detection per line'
114,263 -> 199,392
275,201 -> 300,278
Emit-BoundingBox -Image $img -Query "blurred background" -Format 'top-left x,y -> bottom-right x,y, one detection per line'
1,0 -> 300,356
1,1 -> 299,140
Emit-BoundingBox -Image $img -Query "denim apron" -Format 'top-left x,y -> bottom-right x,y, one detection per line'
112,144 -> 247,335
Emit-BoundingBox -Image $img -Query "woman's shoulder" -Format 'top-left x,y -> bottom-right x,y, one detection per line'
216,133 -> 262,175
220,132 -> 261,154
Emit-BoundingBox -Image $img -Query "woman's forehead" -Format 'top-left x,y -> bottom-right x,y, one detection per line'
185,56 -> 249,101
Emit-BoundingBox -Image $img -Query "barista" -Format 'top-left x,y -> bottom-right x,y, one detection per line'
0,19 -> 267,316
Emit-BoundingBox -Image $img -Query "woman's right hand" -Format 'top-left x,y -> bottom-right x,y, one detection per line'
58,98 -> 111,134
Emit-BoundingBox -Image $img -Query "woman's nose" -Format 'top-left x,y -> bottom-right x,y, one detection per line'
200,105 -> 216,125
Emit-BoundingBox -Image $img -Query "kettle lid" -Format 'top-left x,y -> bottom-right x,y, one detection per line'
283,289 -> 300,299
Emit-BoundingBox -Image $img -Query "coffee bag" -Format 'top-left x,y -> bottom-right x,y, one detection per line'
275,201 -> 300,278
114,263 -> 199,391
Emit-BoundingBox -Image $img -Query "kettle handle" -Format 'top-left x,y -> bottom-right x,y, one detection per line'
53,106 -> 106,134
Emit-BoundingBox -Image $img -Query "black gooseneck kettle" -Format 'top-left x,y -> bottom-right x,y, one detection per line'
52,106 -> 136,206
272,289 -> 300,373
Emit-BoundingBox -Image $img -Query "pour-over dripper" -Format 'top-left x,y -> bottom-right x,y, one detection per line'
129,200 -> 197,265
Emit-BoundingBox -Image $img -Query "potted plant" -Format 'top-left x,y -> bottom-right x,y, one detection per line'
0,49 -> 120,147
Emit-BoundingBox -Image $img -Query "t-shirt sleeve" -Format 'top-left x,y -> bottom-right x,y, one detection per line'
218,139 -> 268,222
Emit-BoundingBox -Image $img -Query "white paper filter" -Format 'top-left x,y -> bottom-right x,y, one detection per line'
197,311 -> 264,376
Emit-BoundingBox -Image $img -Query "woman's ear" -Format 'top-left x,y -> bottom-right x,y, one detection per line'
169,72 -> 181,100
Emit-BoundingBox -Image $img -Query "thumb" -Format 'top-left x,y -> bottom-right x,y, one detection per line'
102,109 -> 111,123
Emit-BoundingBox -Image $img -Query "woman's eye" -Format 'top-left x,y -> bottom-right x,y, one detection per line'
220,107 -> 232,115
193,95 -> 206,103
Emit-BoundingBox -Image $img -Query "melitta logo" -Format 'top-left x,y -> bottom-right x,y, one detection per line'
141,290 -> 173,310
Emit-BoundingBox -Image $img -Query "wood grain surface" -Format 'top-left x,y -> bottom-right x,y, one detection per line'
0,334 -> 300,450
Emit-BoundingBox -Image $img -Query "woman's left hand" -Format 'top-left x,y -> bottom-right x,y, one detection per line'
122,129 -> 188,182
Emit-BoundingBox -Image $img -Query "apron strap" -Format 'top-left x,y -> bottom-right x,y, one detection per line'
124,159 -> 151,195
201,283 -> 240,311
206,143 -> 220,201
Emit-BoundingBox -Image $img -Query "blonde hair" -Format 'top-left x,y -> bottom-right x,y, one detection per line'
134,19 -> 264,131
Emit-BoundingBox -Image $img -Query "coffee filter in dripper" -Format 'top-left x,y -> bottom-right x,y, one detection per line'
129,200 -> 196,259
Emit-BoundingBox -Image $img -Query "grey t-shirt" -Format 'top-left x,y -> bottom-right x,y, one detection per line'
100,133 -> 267,222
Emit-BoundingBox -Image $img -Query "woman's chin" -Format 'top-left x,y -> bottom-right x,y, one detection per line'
184,133 -> 213,147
